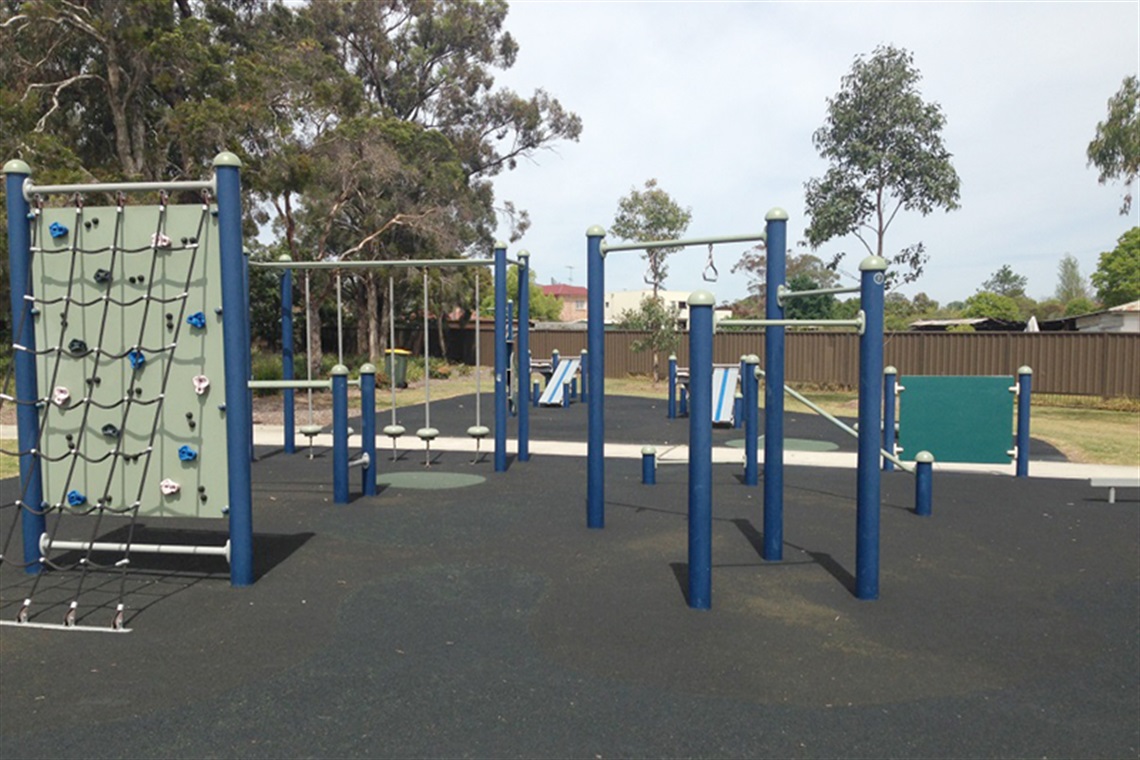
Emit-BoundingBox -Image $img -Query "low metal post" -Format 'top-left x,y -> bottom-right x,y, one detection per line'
733,392 -> 743,429
688,290 -> 716,610
668,354 -> 678,419
570,376 -> 578,401
532,381 -> 540,407
579,349 -> 589,404
642,446 -> 656,485
882,366 -> 897,472
1016,366 -> 1032,478
360,364 -> 376,496
552,348 -> 560,372
507,298 -> 514,341
679,385 -> 688,417
915,451 -> 934,516
744,355 -> 760,486
332,364 -> 349,504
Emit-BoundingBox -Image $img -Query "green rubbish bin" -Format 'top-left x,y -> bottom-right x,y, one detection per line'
385,348 -> 411,388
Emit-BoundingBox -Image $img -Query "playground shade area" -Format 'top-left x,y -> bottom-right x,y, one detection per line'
0,395 -> 1134,758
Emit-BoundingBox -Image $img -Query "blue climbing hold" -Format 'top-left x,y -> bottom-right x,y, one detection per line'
66,490 -> 86,507
101,423 -> 120,439
49,222 -> 68,239
186,311 -> 206,329
128,349 -> 145,369
178,445 -> 198,462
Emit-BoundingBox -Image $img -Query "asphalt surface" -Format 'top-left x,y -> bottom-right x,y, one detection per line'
0,396 -> 1134,759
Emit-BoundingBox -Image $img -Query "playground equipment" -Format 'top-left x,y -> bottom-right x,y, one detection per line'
1,155 -> 254,632
667,358 -> 740,425
887,367 -> 1033,477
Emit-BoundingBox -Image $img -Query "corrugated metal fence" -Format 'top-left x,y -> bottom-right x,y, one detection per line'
491,330 -> 1139,398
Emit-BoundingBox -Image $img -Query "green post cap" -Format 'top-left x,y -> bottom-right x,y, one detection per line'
3,159 -> 31,175
668,354 -> 677,361
359,363 -> 377,374
765,207 -> 789,221
212,151 -> 242,168
517,249 -> 530,260
744,354 -> 760,364
688,290 -> 715,307
494,241 -> 508,250
884,366 -> 897,375
859,255 -> 889,271
915,451 -> 935,464
1017,366 -> 1033,376
277,253 -> 293,262
580,348 -> 587,355
586,225 -> 606,237
330,364 -> 349,376
641,446 -> 656,455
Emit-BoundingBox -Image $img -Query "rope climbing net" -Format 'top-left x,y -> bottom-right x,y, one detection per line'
1,189 -> 231,631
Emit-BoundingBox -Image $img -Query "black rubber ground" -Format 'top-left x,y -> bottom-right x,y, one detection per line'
0,397 -> 1131,759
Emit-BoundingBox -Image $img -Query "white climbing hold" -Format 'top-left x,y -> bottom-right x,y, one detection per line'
192,375 -> 210,395
151,233 -> 172,248
160,478 -> 181,495
51,386 -> 70,406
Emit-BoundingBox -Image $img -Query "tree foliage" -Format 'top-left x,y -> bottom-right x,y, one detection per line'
962,292 -> 1021,322
610,179 -> 692,299
730,247 -> 840,316
783,274 -> 835,321
980,264 -> 1028,297
1087,75 -> 1140,215
804,45 -> 960,289
615,296 -> 680,382
480,265 -> 563,322
1055,254 -> 1090,304
1090,227 -> 1140,308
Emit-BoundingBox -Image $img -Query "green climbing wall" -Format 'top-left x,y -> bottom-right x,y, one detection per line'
897,375 -> 1014,465
32,203 -> 230,519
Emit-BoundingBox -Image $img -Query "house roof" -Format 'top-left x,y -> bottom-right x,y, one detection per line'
909,317 -> 1025,332
542,283 -> 588,298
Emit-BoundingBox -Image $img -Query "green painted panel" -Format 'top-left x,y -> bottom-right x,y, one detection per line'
898,376 -> 1014,464
33,204 -> 229,518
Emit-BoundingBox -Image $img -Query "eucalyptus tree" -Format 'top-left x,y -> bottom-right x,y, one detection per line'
804,45 -> 960,289
1087,75 -> 1140,215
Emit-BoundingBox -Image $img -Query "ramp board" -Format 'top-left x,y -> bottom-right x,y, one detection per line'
712,366 -> 740,425
538,357 -> 581,406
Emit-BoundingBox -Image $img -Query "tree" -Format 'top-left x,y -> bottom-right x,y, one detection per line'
804,45 -> 960,289
783,274 -> 835,321
615,297 -> 680,382
962,292 -> 1021,322
1055,254 -> 1090,304
731,246 -> 840,314
1090,227 -> 1140,307
480,265 -> 563,322
1087,75 -> 1140,215
980,265 -> 1028,297
1063,297 -> 1097,317
610,179 -> 692,300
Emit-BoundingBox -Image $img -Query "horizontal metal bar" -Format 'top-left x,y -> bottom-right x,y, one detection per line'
249,379 -> 332,390
602,232 -> 766,255
348,453 -> 371,469
0,620 -> 131,634
777,284 -> 861,305
250,258 -> 495,271
755,368 -> 914,474
42,534 -> 231,562
24,177 -> 215,200
718,315 -> 865,333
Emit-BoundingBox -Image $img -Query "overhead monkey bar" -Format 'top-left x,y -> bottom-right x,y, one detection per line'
600,231 -> 766,255
20,178 -> 216,200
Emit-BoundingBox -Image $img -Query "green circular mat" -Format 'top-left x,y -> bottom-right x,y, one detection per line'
376,471 -> 487,490
725,436 -> 840,452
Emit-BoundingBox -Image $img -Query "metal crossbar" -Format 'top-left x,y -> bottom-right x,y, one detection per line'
250,258 -> 495,270
23,179 -> 215,200
601,232 -> 766,255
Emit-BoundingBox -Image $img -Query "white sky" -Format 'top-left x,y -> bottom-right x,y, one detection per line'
489,1 -> 1139,307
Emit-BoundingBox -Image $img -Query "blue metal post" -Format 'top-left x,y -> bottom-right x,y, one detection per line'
332,365 -> 349,504
667,354 -> 677,419
642,446 -> 656,485
744,354 -> 760,486
4,159 -> 45,574
552,348 -> 560,372
1016,366 -> 1032,478
856,254 -> 887,600
882,366 -> 896,472
763,209 -> 788,562
688,291 -> 716,610
517,252 -> 531,462
679,385 -> 688,417
586,226 -> 606,529
214,153 -> 254,586
735,355 -> 746,429
281,260 -> 295,454
532,381 -> 540,408
915,451 -> 934,516
493,243 -> 508,472
507,298 -> 514,342
579,349 -> 589,404
360,364 -> 376,496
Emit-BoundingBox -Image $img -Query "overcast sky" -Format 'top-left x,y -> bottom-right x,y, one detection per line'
489,1 -> 1138,308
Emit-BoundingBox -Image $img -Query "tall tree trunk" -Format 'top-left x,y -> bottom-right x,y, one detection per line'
365,273 -> 380,361
306,300 -> 323,378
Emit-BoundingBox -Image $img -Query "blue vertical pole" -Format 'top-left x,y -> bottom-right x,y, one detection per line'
552,348 -> 560,372
744,354 -> 759,486
332,364 -> 349,504
688,291 -> 715,610
586,226 -> 606,529
763,208 -> 788,562
493,243 -> 508,472
517,252 -> 531,462
1016,366 -> 1032,478
3,159 -> 45,574
668,354 -> 677,419
507,298 -> 514,342
642,446 -> 656,485
360,364 -> 376,496
281,259 -> 295,454
243,247 -> 254,463
214,152 -> 254,586
882,366 -> 896,472
856,254 -> 887,601
914,451 -> 933,516
579,349 -> 589,404
679,385 -> 688,417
